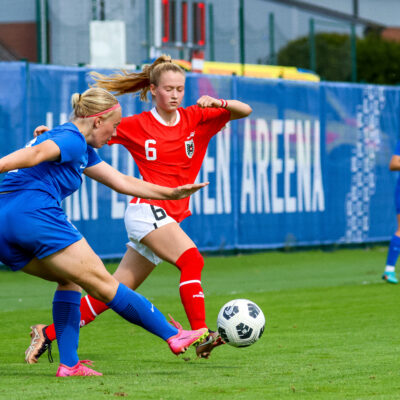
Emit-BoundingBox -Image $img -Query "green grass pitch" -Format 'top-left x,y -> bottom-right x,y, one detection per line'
0,246 -> 399,399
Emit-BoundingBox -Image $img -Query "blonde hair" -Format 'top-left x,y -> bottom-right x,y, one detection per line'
91,54 -> 185,101
70,87 -> 118,119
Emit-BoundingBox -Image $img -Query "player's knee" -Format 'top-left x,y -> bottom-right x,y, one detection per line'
175,247 -> 204,281
77,267 -> 118,304
85,281 -> 117,304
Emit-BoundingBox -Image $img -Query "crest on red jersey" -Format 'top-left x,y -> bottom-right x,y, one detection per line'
185,139 -> 195,158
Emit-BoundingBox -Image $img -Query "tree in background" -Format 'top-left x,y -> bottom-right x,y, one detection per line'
356,33 -> 400,84
277,32 -> 400,84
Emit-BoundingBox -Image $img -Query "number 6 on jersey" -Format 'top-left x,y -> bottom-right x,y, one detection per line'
145,139 -> 157,160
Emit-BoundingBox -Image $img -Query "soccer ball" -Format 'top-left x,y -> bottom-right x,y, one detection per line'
217,299 -> 265,347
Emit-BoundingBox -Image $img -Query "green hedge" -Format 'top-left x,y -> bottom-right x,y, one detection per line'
277,32 -> 400,84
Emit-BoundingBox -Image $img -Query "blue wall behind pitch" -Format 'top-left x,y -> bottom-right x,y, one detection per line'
1,62 -> 399,258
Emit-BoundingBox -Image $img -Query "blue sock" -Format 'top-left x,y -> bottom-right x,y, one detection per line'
106,283 -> 178,341
386,234 -> 400,267
52,290 -> 81,367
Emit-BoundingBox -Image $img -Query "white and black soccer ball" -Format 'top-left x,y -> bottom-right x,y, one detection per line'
217,299 -> 265,347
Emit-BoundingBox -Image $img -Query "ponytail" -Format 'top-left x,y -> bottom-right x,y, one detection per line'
91,54 -> 185,101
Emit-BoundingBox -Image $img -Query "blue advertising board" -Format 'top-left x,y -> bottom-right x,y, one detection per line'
0,62 -> 399,257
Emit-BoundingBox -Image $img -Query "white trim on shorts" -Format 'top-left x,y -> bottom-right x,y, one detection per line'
124,203 -> 177,265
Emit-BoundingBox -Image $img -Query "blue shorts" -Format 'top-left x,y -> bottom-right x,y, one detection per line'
0,190 -> 82,271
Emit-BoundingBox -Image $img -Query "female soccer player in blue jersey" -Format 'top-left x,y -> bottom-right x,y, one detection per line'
382,142 -> 400,284
0,87 -> 208,377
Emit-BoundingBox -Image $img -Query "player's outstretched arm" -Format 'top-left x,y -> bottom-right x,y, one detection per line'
170,182 -> 210,199
196,95 -> 252,121
84,161 -> 208,200
0,140 -> 60,173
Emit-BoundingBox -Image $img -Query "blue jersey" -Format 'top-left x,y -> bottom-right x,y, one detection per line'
0,122 -> 102,270
0,122 -> 101,203
395,141 -> 400,157
393,141 -> 400,214
394,141 -> 400,188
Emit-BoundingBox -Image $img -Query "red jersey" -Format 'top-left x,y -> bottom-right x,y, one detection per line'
109,105 -> 230,222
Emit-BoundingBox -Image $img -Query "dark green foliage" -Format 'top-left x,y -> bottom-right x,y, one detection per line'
277,31 -> 400,84
277,33 -> 352,81
357,33 -> 400,84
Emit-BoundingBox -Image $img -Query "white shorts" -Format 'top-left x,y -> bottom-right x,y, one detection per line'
124,203 -> 176,265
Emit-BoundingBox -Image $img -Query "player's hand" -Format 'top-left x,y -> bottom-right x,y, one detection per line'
171,182 -> 209,199
196,95 -> 222,109
34,125 -> 50,137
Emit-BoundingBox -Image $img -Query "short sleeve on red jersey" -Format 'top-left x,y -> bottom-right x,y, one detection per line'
184,105 -> 230,139
108,115 -> 137,147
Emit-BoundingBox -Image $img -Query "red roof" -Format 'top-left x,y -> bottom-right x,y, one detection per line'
381,27 -> 400,42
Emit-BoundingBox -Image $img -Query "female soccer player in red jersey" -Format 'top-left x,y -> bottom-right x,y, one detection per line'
27,55 -> 252,362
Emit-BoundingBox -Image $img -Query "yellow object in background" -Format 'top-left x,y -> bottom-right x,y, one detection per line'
173,59 -> 320,82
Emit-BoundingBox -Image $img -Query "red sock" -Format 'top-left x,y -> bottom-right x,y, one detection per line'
80,295 -> 109,326
44,295 -> 109,341
44,323 -> 56,341
175,248 -> 207,330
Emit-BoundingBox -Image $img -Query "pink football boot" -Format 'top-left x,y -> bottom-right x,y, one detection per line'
56,360 -> 102,377
166,315 -> 208,355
